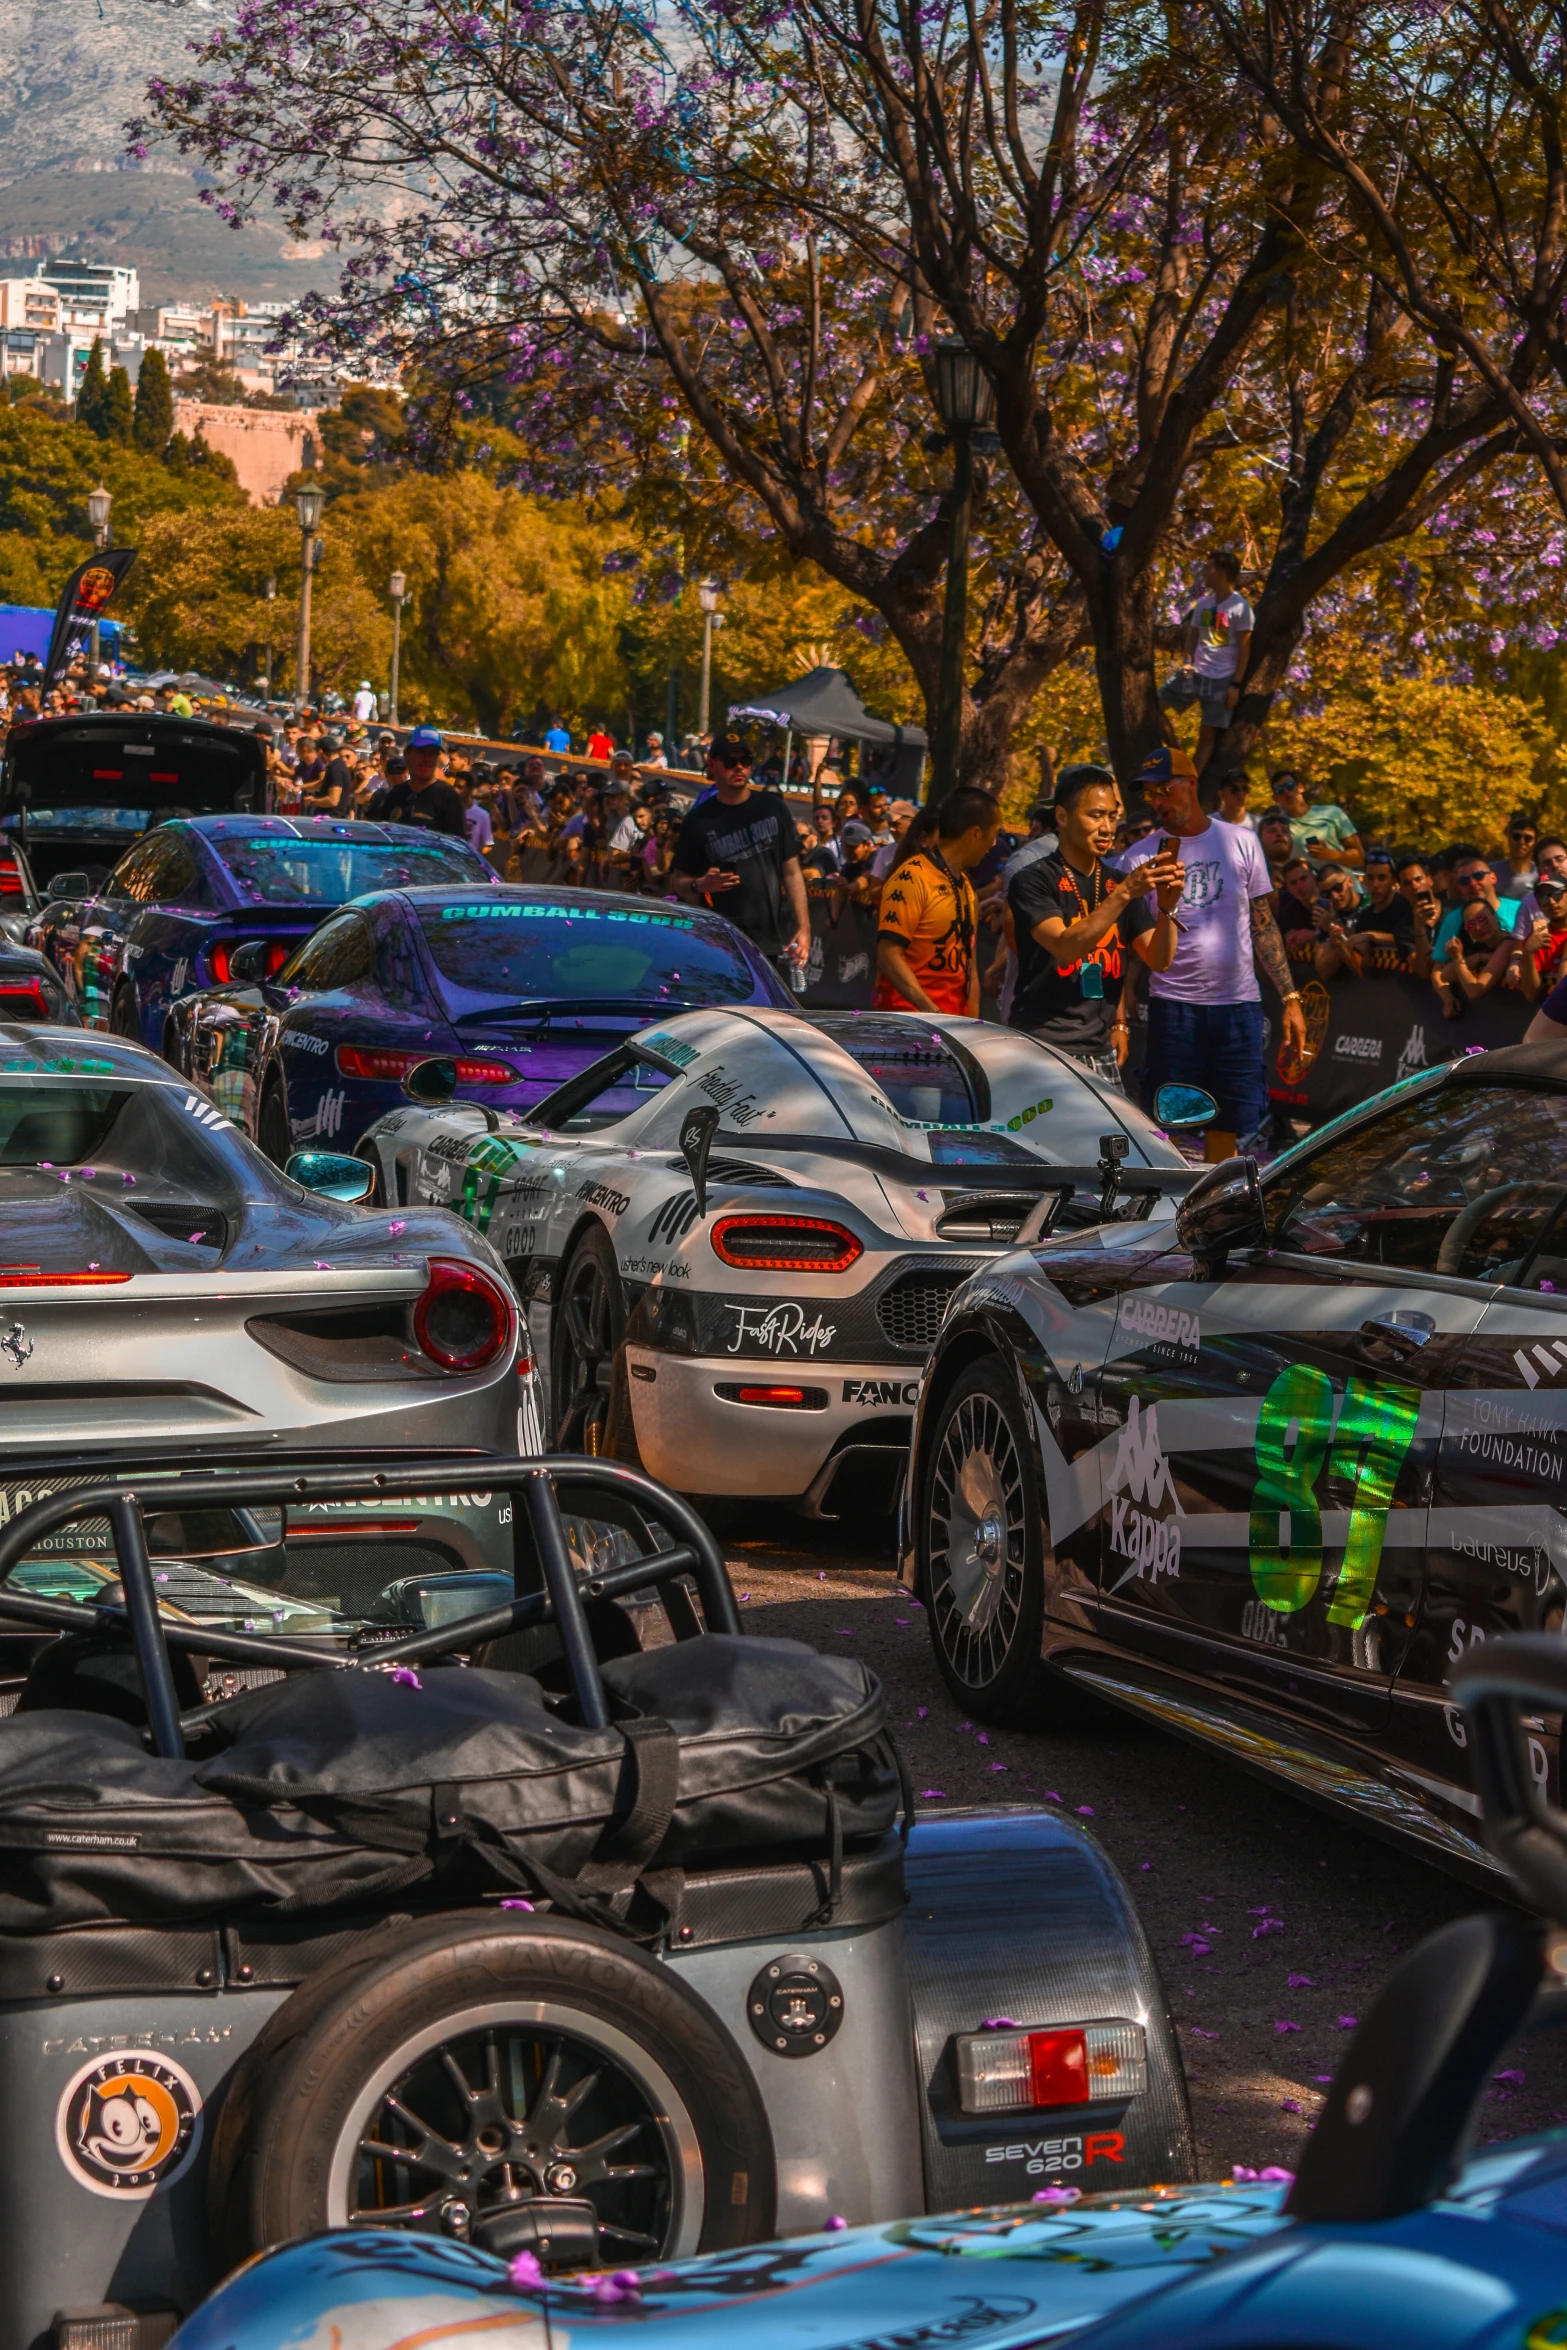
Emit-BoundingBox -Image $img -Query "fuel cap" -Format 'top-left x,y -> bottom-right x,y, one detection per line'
747,1950 -> 845,2058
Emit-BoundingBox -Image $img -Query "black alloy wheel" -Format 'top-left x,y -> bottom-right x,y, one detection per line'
923,1356 -> 1053,1726
551,1224 -> 628,1456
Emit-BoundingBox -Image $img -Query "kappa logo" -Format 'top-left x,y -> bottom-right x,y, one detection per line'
843,1378 -> 921,1408
181,1091 -> 227,1132
1513,1339 -> 1567,1390
1394,1023 -> 1429,1081
1106,1396 -> 1184,1589
648,1191 -> 701,1246
170,957 -> 188,996
1120,1293 -> 1200,1356
301,1088 -> 345,1142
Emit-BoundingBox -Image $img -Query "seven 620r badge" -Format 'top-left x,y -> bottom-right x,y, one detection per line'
56,2048 -> 203,2199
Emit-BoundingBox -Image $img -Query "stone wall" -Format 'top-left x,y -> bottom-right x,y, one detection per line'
171,399 -> 318,505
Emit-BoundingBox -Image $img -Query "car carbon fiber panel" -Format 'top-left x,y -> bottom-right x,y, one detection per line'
903,1808 -> 1193,2205
629,1255 -> 991,1364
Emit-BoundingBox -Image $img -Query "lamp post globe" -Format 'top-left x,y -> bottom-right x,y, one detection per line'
388,569 -> 407,726
696,577 -> 722,737
85,485 -> 113,683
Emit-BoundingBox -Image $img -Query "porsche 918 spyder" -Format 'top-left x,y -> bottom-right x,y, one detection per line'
358,1005 -> 1200,1512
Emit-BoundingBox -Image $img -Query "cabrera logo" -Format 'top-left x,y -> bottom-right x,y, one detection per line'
1120,1293 -> 1200,1357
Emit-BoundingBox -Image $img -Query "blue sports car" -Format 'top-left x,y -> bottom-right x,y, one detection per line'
28,815 -> 493,1051
170,882 -> 794,1159
171,1634 -> 1567,2350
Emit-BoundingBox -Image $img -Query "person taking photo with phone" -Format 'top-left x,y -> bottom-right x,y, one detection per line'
1008,764 -> 1185,1085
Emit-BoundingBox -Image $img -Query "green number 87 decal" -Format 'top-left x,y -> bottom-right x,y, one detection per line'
1250,1365 -> 1420,1626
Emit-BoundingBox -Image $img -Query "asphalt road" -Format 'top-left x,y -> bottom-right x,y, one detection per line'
715,1507 -> 1567,2181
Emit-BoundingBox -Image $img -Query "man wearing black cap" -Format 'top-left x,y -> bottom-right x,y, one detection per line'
673,732 -> 810,977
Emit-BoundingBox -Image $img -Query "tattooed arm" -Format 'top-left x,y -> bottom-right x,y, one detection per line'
1250,895 -> 1308,1058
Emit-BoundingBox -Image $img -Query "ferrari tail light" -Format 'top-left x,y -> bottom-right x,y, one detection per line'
0,860 -> 24,897
0,980 -> 49,1019
0,1266 -> 132,1286
210,940 -> 290,985
337,1045 -> 518,1086
954,2021 -> 1146,2113
413,1257 -> 516,1373
711,1215 -> 863,1274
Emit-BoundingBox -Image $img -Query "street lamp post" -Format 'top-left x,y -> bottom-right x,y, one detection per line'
85,484 -> 111,684
929,343 -> 996,801
388,569 -> 406,726
262,574 -> 277,704
293,486 -> 325,718
696,578 -> 722,740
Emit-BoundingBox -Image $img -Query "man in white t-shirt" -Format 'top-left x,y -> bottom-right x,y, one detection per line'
351,680 -> 378,724
1159,551 -> 1254,773
1118,745 -> 1307,1161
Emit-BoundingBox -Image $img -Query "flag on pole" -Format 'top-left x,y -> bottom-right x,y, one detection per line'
41,547 -> 138,699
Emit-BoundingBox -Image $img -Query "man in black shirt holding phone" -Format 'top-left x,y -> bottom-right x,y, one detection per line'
1008,764 -> 1185,1083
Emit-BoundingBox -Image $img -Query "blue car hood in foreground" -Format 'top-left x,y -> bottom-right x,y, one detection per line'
170,2142 -> 1567,2350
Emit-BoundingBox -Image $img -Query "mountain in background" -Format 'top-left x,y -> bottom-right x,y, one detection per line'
0,0 -> 341,306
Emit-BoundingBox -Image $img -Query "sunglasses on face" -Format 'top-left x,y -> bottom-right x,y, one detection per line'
1456,870 -> 1492,888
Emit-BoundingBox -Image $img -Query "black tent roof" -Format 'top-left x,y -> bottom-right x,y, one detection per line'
728,665 -> 927,751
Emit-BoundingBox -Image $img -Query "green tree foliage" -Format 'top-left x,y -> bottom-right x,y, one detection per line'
75,340 -> 110,439
104,368 -> 134,449
133,350 -> 175,454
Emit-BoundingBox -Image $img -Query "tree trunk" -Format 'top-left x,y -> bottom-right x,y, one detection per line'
1086,568 -> 1166,785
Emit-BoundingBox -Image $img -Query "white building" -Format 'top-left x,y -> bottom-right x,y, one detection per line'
30,263 -> 140,333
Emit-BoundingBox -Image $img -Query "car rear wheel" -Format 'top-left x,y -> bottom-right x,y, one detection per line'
208,1916 -> 775,2270
257,1076 -> 293,1166
551,1224 -> 636,1458
922,1356 -> 1054,1727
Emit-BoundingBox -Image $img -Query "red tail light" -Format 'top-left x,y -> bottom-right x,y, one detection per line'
0,862 -> 24,897
954,2022 -> 1147,2113
711,1215 -> 863,1274
0,981 -> 49,1019
210,940 -> 291,985
0,1266 -> 132,1286
336,1046 -> 519,1086
714,1382 -> 829,1409
413,1257 -> 516,1373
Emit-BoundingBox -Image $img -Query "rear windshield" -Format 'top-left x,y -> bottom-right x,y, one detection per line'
814,1015 -> 980,1124
417,899 -> 760,1010
222,834 -> 491,905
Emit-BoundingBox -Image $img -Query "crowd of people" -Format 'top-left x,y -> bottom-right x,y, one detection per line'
7,651 -> 1558,1156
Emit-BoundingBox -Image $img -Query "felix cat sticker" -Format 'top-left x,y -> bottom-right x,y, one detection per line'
56,2048 -> 203,2199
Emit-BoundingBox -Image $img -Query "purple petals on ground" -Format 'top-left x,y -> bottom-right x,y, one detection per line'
1286,1974 -> 1315,1989
1231,2164 -> 1295,2184
1336,2015 -> 1359,2030
1274,2020 -> 1301,2034
1076,1805 -> 1095,1816
1280,2097 -> 1302,2113
921,1789 -> 947,1800
1495,2068 -> 1526,2084
499,1898 -> 535,1911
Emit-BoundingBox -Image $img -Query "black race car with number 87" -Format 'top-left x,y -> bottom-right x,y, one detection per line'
905,1041 -> 1567,1887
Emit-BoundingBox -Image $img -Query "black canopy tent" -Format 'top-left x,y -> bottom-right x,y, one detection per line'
728,666 -> 927,797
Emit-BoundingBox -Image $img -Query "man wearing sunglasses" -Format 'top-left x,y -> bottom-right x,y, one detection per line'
1432,850 -> 1535,961
1313,852 -> 1413,980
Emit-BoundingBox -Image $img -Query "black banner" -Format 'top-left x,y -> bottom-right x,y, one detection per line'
42,547 -> 137,697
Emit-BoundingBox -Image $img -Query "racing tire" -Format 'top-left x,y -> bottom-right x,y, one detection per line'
108,987 -> 141,1045
208,1912 -> 776,2271
921,1355 -> 1056,1728
551,1223 -> 638,1460
257,1075 -> 293,1167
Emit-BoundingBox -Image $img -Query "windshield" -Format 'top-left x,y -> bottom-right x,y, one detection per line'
222,834 -> 490,905
813,1015 -> 980,1123
417,898 -> 761,1011
1265,1080 -> 1567,1284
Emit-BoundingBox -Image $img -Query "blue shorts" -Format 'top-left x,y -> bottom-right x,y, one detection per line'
1142,998 -> 1269,1144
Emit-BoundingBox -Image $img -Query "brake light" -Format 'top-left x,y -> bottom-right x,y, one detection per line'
149,772 -> 179,783
954,2022 -> 1147,2113
0,862 -> 23,897
92,769 -> 123,781
714,1382 -> 829,1409
0,1266 -> 132,1286
337,1046 -> 518,1086
0,981 -> 49,1019
413,1257 -> 516,1373
711,1215 -> 862,1274
210,940 -> 291,985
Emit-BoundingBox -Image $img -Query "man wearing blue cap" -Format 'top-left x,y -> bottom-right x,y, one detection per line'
370,727 -> 465,836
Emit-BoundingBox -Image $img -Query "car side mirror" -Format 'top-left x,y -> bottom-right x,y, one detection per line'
1174,1153 -> 1266,1270
285,1150 -> 376,1203
1154,1082 -> 1218,1133
227,938 -> 271,985
48,871 -> 90,900
403,1057 -> 457,1105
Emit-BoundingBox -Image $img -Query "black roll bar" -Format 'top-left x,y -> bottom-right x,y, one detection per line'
0,1455 -> 739,1763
